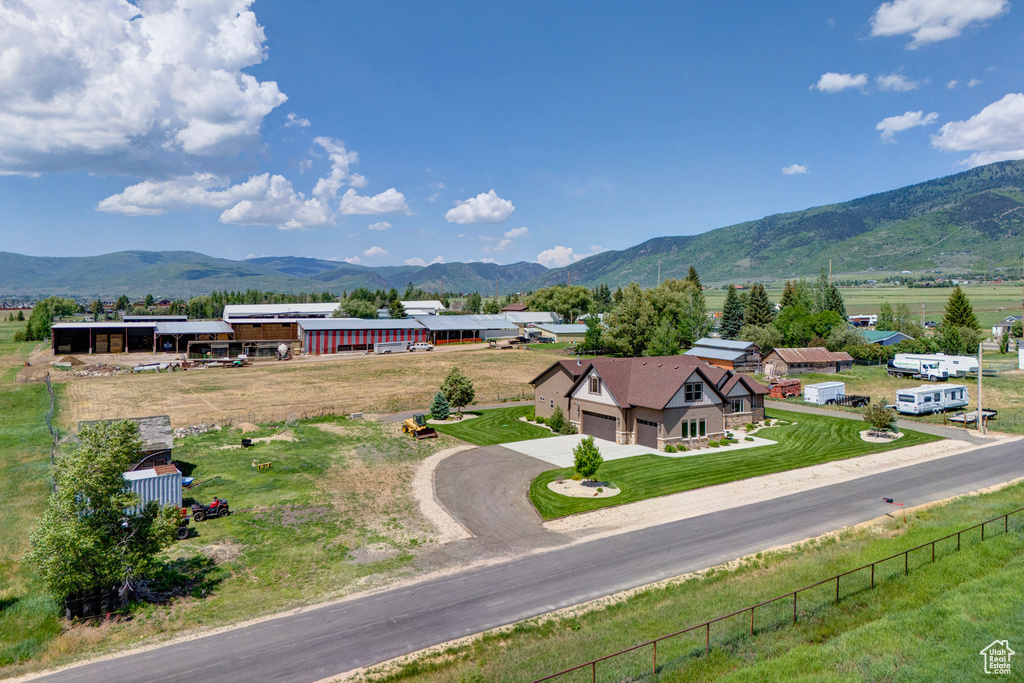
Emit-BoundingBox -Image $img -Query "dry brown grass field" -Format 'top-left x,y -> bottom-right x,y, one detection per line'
59,347 -> 556,427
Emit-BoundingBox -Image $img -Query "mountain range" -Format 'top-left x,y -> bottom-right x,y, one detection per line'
3,160 -> 1024,299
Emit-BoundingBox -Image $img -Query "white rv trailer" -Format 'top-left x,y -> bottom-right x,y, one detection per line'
373,341 -> 410,354
889,353 -> 978,379
895,384 -> 970,415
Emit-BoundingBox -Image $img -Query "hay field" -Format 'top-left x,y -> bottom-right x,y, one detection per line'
60,347 -> 556,427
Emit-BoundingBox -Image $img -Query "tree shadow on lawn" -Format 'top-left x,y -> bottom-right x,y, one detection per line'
137,555 -> 224,603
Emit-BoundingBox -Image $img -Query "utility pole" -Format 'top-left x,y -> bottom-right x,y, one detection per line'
829,259 -> 832,283
921,302 -> 925,328
977,345 -> 985,434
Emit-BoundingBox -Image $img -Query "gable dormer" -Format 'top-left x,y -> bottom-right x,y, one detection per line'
571,367 -> 621,407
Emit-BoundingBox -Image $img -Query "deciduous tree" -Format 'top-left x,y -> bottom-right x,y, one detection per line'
603,282 -> 656,357
440,366 -> 476,413
29,421 -> 179,602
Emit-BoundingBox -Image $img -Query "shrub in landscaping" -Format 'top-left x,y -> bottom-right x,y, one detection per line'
429,391 -> 450,421
709,439 -> 721,447
744,436 -> 754,442
535,416 -> 546,425
557,421 -> 577,436
864,403 -> 897,432
597,487 -> 603,493
763,419 -> 772,426
745,423 -> 755,431
664,444 -> 677,453
677,444 -> 687,452
573,436 -> 603,481
548,406 -> 567,433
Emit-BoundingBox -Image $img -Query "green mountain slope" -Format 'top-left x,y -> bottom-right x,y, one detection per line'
531,160 -> 1024,288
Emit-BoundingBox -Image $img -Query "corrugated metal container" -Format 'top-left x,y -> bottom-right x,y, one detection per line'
124,467 -> 182,512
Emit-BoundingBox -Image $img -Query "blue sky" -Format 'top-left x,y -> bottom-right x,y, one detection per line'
2,1 -> 1022,269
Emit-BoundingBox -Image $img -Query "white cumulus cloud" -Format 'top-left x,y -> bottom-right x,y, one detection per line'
445,189 -> 515,224
363,246 -> 388,258
338,187 -> 409,215
876,110 -> 939,142
285,112 -> 310,127
968,78 -> 983,88
811,72 -> 868,93
343,256 -> 361,265
536,245 -> 606,268
781,164 -> 808,175
367,221 -> 391,231
404,255 -> 444,267
870,0 -> 1008,49
0,0 -> 286,174
948,80 -> 960,89
931,93 -> 1024,166
99,137 -> 407,228
877,74 -> 920,91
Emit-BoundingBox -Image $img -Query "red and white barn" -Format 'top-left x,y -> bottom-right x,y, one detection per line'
298,318 -> 429,355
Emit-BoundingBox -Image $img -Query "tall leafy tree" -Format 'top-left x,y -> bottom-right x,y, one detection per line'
465,292 -> 483,314
719,285 -> 745,339
942,286 -> 979,330
440,366 -> 476,413
744,283 -> 774,327
583,313 -> 604,352
26,296 -> 78,340
644,319 -> 681,356
573,436 -> 603,481
604,282 -> 656,357
876,302 -> 896,331
29,421 -> 179,602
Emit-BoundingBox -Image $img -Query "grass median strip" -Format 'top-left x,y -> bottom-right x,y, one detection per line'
529,409 -> 942,519
432,406 -> 553,446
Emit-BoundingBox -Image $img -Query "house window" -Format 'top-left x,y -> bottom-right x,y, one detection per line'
589,376 -> 601,394
684,382 -> 702,402
550,399 -> 554,408
731,398 -> 745,413
684,418 -> 706,438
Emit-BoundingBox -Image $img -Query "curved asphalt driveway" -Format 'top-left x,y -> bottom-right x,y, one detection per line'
36,439 -> 1023,683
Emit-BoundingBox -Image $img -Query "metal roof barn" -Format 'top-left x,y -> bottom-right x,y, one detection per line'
413,315 -> 518,344
297,319 -> 428,355
222,303 -> 342,320
123,465 -> 182,513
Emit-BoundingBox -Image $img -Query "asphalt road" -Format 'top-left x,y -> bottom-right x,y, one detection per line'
37,439 -> 1022,683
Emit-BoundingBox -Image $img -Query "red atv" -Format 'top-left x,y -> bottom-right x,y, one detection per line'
191,497 -> 230,521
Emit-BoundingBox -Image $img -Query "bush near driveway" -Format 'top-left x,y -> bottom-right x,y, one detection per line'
529,409 -> 941,519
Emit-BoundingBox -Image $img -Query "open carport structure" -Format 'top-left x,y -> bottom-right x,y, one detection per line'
154,321 -> 233,353
298,318 -> 429,354
51,321 -> 157,355
413,314 -> 518,345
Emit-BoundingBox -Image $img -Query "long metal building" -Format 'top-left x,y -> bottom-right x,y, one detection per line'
298,319 -> 429,354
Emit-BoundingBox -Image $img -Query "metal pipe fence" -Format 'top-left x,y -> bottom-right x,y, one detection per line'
533,506 -> 1024,682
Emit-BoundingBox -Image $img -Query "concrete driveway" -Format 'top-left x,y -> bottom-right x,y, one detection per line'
501,434 -> 654,467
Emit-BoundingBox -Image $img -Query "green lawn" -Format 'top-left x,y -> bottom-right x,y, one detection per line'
363,481 -> 1024,683
432,406 -> 554,446
529,409 -> 942,519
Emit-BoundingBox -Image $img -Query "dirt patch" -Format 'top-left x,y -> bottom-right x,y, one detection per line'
58,348 -> 552,427
250,505 -> 332,528
238,422 -> 259,433
347,543 -> 401,565
199,541 -> 243,565
548,479 -> 619,498
426,414 -> 479,425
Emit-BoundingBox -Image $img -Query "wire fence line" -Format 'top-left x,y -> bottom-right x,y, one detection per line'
43,373 -> 59,489
533,506 -> 1024,682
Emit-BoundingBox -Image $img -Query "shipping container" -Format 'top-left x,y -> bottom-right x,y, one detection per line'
123,465 -> 182,513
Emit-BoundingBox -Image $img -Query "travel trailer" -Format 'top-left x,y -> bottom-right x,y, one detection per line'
895,384 -> 970,415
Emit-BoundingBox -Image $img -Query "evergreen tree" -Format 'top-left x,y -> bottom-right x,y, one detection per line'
644,319 -> 681,356
942,286 -> 979,330
548,406 -> 567,432
779,281 -> 798,309
429,391 -> 450,421
686,266 -> 702,290
573,436 -> 603,481
744,283 -> 774,327
144,293 -> 154,307
822,282 -> 847,319
387,300 -> 407,319
720,285 -> 745,339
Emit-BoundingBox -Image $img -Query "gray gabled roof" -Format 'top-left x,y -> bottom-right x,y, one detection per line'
683,346 -> 746,362
692,337 -> 757,351
413,315 -> 518,331
154,321 -> 234,335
